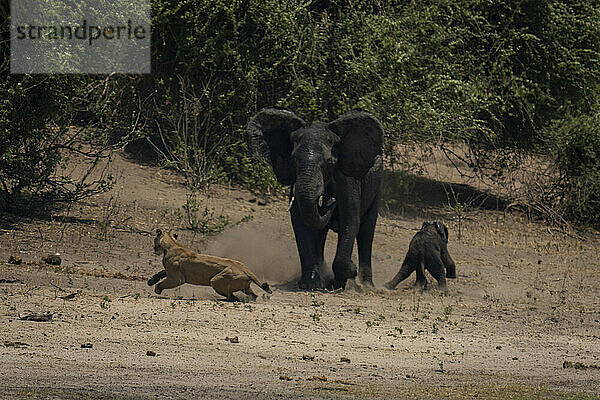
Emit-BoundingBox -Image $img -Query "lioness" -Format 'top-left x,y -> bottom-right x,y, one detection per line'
148,229 -> 272,301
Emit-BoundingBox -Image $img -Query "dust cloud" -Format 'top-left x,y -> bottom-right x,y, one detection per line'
204,223 -> 300,284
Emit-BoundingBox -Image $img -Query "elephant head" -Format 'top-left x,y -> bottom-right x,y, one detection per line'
246,107 -> 383,231
422,221 -> 449,244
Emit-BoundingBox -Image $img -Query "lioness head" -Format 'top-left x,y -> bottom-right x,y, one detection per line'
154,229 -> 178,255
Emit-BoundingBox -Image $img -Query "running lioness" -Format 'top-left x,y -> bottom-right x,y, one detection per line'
148,229 -> 271,301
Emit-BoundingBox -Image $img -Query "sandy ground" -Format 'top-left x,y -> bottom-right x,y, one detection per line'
1,152 -> 599,399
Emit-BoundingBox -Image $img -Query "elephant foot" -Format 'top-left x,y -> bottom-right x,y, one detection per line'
332,278 -> 347,290
299,268 -> 325,290
345,279 -> 365,293
360,277 -> 374,288
358,265 -> 373,287
332,260 -> 357,291
437,280 -> 448,292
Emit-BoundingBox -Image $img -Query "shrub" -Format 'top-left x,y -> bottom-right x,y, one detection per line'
551,112 -> 600,227
3,0 -> 600,228
0,74 -> 114,212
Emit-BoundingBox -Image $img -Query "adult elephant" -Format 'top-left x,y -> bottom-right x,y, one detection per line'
245,107 -> 383,290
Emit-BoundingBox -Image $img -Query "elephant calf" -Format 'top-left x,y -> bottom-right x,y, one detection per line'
385,221 -> 457,290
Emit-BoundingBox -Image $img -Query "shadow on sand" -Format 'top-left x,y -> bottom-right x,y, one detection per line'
381,169 -> 507,220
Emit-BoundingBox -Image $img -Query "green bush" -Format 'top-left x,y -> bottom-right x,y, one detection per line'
129,0 -> 600,227
0,73 -> 115,212
551,112 -> 600,227
0,1 -> 117,212
139,0 -> 600,172
3,0 -> 600,227
0,75 -> 65,209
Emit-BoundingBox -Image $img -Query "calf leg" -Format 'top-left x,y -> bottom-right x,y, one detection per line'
441,246 -> 457,278
415,260 -> 428,288
385,256 -> 415,289
426,253 -> 447,289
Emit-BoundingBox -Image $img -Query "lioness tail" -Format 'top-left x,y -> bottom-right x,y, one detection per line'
247,270 -> 272,294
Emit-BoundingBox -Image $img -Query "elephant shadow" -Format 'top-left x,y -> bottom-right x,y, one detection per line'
380,169 -> 508,220
271,264 -> 335,292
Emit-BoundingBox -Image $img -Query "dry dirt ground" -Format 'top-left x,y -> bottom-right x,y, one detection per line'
1,152 -> 599,399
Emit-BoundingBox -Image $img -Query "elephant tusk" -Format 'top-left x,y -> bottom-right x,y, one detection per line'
318,195 -> 324,208
288,184 -> 295,211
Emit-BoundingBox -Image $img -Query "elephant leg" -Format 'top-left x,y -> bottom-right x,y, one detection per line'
426,253 -> 447,289
415,260 -> 427,288
385,256 -> 414,289
442,246 -> 457,279
356,196 -> 379,287
332,174 -> 360,289
316,228 -> 333,287
290,203 -> 324,290
332,225 -> 359,289
316,228 -> 328,269
155,269 -> 185,294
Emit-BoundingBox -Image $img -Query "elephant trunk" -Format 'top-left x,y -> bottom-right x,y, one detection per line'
297,196 -> 333,230
295,175 -> 333,230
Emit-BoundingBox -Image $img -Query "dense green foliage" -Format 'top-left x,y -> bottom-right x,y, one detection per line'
0,4 -> 72,209
0,75 -> 68,205
0,0 -> 119,211
2,0 -> 600,226
549,113 -> 600,226
0,73 -> 114,211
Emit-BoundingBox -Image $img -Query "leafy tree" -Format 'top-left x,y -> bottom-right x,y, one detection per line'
0,2 -> 112,212
3,0 -> 600,226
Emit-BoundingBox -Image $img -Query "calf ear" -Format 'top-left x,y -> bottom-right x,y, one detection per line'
245,107 -> 305,185
435,222 -> 449,243
327,109 -> 383,179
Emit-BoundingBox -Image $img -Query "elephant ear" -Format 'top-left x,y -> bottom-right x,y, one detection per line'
434,222 -> 449,243
327,109 -> 383,179
245,107 -> 305,185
